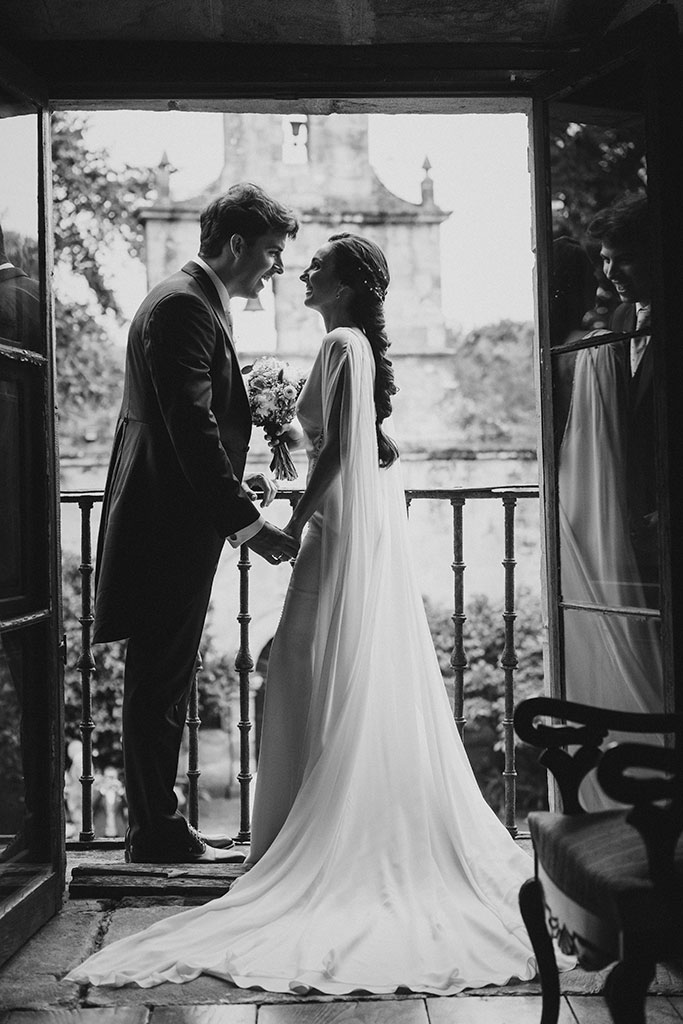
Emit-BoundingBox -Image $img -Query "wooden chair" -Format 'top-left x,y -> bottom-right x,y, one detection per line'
513,696 -> 683,1024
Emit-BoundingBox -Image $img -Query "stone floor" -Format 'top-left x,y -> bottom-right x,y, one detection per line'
1,846 -> 682,1023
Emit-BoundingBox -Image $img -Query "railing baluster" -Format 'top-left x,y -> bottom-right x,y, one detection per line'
450,496 -> 467,737
185,654 -> 202,829
234,543 -> 254,844
76,496 -> 96,842
501,493 -> 519,837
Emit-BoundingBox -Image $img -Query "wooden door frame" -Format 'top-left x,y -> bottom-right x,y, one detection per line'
0,72 -> 65,963
529,3 -> 683,714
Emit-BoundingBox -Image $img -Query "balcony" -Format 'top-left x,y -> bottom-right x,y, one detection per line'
60,483 -> 545,860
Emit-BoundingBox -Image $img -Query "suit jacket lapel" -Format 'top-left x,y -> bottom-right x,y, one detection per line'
181,261 -> 234,342
632,337 -> 654,408
180,261 -> 250,394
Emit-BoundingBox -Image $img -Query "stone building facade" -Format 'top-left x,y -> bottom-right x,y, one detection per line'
140,112 -> 450,362
132,114 -> 539,673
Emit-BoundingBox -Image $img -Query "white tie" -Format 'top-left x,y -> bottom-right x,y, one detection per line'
630,305 -> 650,376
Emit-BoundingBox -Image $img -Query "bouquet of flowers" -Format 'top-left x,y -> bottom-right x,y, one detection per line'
243,357 -> 307,480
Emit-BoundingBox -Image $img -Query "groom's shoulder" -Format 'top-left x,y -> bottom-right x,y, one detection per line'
136,267 -> 203,316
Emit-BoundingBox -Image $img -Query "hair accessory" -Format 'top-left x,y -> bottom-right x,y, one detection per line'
354,259 -> 387,302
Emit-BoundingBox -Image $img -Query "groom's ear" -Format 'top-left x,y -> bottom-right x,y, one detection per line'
229,233 -> 245,259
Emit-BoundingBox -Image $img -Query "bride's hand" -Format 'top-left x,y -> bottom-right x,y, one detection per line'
283,517 -> 303,544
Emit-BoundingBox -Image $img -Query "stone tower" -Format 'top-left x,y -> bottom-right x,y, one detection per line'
139,113 -> 450,359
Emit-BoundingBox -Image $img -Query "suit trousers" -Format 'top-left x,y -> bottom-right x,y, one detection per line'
122,575 -> 217,851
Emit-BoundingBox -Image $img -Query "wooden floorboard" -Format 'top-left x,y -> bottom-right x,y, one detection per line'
257,1002 -> 429,1022
151,1008 -> 257,1024
567,995 -> 683,1024
426,994 -> 576,1022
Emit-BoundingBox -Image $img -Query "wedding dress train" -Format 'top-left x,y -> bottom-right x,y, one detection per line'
66,328 -> 553,995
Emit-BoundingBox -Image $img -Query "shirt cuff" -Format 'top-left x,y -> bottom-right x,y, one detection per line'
228,514 -> 265,548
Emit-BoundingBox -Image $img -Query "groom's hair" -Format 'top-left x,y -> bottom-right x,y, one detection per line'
199,183 -> 299,257
588,191 -> 649,253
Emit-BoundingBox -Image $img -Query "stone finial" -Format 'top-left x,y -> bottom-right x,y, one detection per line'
421,155 -> 435,208
156,151 -> 172,201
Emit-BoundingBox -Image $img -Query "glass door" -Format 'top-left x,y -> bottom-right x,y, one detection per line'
531,4 -> 683,805
0,81 -> 65,963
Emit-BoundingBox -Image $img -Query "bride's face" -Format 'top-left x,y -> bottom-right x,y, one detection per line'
300,244 -> 343,313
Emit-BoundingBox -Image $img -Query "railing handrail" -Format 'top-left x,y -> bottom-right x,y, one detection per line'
60,485 -> 540,503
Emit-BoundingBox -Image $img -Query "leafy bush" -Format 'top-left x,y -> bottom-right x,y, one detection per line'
427,588 -> 549,817
62,552 -> 238,772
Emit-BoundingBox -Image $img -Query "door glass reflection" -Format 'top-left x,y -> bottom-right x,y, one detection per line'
546,67 -> 664,782
1,112 -> 49,885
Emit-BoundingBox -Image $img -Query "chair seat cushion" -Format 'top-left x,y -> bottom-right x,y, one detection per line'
528,810 -> 683,932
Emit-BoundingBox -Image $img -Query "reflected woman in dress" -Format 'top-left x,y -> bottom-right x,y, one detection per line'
66,233 -> 572,994
553,198 -> 663,810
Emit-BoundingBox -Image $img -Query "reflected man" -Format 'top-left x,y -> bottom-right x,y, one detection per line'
588,191 -> 657,602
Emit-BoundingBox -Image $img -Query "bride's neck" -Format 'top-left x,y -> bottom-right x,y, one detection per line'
323,302 -> 360,334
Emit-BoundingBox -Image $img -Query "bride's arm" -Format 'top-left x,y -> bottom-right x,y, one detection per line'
283,364 -> 346,542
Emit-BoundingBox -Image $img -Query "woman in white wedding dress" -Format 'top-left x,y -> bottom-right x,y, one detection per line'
66,233 -> 562,995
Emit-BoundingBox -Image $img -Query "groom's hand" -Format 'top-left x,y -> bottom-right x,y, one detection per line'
248,522 -> 300,565
243,472 -> 277,507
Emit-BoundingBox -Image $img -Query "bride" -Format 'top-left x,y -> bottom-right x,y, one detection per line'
66,233 -> 562,995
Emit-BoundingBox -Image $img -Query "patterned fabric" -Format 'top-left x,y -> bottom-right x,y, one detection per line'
529,810 -> 683,929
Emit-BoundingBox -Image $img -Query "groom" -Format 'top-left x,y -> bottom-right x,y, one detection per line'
93,183 -> 300,863
588,192 -> 657,603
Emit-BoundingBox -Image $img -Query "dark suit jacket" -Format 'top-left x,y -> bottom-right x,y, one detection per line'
94,261 -> 260,642
0,265 -> 41,349
611,301 -> 658,591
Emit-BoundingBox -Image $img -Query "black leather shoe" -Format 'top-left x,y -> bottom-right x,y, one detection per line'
196,829 -> 235,850
125,825 -> 241,864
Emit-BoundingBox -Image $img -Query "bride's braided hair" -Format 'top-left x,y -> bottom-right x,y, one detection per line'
328,233 -> 400,468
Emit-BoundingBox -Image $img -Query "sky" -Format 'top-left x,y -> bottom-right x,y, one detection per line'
1,110 -> 534,331
86,110 -> 535,332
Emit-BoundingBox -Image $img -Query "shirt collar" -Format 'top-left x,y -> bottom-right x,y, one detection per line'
192,256 -> 231,315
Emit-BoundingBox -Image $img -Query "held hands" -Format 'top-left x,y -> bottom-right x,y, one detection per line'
243,472 -> 278,507
248,521 -> 300,565
283,516 -> 303,545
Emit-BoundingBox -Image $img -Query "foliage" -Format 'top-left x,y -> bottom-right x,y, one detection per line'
61,552 -> 238,771
52,112 -> 154,317
50,112 -> 155,435
0,655 -> 24,831
55,298 -> 125,418
427,589 -> 549,816
443,320 -> 537,450
549,121 -> 646,239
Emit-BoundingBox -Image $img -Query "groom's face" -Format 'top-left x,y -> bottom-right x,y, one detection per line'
600,240 -> 650,305
230,231 -> 287,299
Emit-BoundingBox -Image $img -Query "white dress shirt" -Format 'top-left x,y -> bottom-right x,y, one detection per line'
190,256 -> 264,547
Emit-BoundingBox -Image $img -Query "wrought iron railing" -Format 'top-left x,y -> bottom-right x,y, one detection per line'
61,485 -> 539,847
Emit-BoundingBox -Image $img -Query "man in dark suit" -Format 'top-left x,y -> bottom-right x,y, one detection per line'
94,183 -> 300,863
0,224 -> 41,350
588,192 -> 657,604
